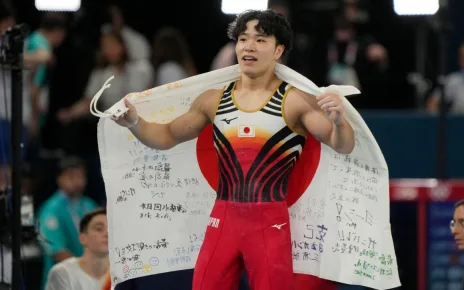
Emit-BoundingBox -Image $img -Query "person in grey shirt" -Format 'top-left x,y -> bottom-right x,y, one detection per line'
102,4 -> 151,62
427,43 -> 464,115
57,30 -> 153,123
152,27 -> 196,86
45,208 -> 109,290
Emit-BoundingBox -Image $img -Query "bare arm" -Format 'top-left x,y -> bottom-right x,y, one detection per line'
70,97 -> 92,118
24,49 -> 51,67
121,90 -> 217,150
293,89 -> 355,154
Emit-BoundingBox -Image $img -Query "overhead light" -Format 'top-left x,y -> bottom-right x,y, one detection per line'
221,0 -> 268,15
393,0 -> 439,16
35,0 -> 81,12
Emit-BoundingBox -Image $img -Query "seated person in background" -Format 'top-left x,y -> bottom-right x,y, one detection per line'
46,208 -> 109,290
38,156 -> 98,289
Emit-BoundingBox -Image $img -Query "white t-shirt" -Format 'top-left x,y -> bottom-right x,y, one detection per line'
154,61 -> 187,86
444,71 -> 464,114
101,24 -> 151,61
45,258 -> 107,290
85,60 -> 154,111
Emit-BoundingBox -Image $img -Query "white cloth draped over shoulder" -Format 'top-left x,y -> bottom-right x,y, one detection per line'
91,64 -> 400,290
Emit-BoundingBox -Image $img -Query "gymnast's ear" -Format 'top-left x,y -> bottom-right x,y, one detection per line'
274,44 -> 285,60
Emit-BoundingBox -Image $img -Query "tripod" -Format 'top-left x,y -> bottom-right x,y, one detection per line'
1,23 -> 29,290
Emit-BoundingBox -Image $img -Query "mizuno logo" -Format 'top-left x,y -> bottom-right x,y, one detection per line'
208,217 -> 220,228
271,223 -> 287,230
221,117 -> 238,124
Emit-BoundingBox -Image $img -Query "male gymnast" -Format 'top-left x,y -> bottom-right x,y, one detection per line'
112,9 -> 355,290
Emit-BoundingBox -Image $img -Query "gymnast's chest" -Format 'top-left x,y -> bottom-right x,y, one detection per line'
211,111 -> 287,173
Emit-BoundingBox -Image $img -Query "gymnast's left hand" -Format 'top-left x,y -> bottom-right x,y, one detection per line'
316,92 -> 346,126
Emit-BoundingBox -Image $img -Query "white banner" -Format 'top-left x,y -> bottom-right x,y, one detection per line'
95,64 -> 401,289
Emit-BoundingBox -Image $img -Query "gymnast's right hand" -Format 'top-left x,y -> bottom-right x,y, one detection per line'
111,98 -> 140,128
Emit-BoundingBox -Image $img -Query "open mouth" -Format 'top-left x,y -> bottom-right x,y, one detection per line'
242,56 -> 257,64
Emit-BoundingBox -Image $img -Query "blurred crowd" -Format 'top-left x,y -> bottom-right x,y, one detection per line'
0,0 -> 463,289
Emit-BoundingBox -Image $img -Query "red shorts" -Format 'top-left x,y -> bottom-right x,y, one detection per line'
192,200 -> 293,290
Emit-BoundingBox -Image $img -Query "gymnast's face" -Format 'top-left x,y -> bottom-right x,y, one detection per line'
235,20 -> 284,78
101,34 -> 125,65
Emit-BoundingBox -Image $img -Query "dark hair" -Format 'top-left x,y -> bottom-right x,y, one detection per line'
152,27 -> 196,76
80,207 -> 107,233
40,12 -> 67,31
58,156 -> 86,175
99,30 -> 129,67
227,9 -> 293,56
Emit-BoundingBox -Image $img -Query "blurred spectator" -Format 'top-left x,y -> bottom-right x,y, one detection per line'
45,208 -> 109,290
327,14 -> 389,108
427,43 -> 464,115
25,12 -> 67,136
450,199 -> 464,289
57,30 -> 153,122
210,39 -> 235,71
327,14 -> 387,87
342,0 -> 369,35
327,15 -> 362,88
152,26 -> 196,86
451,200 -> 464,250
102,4 -> 151,61
37,156 -> 98,289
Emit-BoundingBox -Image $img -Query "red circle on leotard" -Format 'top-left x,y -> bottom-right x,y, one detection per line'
196,124 -> 321,207
243,127 -> 250,134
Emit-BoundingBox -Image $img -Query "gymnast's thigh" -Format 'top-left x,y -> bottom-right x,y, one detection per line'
192,201 -> 242,290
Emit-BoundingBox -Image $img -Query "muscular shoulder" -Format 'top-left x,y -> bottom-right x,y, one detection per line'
283,88 -> 321,136
191,88 -> 224,120
285,88 -> 318,114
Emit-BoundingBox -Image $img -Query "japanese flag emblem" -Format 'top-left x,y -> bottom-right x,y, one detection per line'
238,125 -> 255,137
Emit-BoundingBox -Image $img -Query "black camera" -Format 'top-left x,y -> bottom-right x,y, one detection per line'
1,23 -> 29,66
